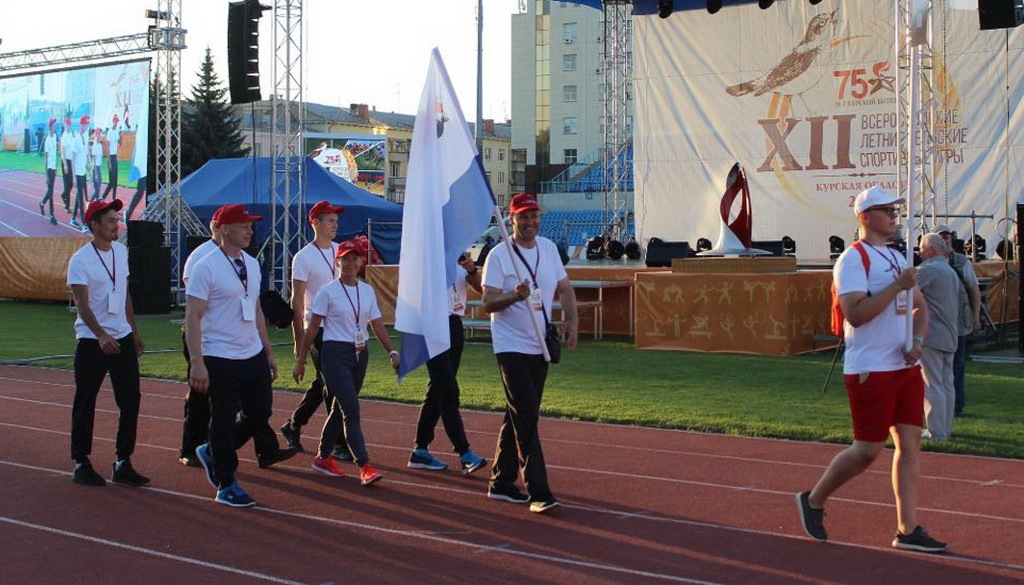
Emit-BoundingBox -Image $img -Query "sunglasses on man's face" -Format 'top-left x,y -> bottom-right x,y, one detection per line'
868,206 -> 899,216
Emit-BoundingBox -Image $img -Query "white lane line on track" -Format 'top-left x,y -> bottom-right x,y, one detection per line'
0,515 -> 311,585
2,422 -> 1024,576
2,384 -> 1023,492
0,460 -> 744,585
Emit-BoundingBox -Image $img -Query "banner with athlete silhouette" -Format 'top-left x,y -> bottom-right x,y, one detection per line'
632,0 -> 1023,260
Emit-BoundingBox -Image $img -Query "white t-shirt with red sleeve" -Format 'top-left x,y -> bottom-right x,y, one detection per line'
835,242 -> 912,374
66,240 -> 133,340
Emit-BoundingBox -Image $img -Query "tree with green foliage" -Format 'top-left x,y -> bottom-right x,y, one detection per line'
181,48 -> 248,178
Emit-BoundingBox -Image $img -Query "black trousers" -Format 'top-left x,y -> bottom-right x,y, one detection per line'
102,154 -> 118,199
60,159 -> 73,210
318,342 -> 370,464
126,178 -> 146,220
180,330 -> 278,459
205,352 -> 275,488
41,169 -> 56,216
71,174 -> 87,221
287,329 -> 347,450
71,335 -> 141,463
415,315 -> 470,453
490,352 -> 551,501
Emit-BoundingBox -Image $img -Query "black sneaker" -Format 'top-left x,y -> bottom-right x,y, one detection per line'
893,525 -> 947,553
111,460 -> 151,487
332,446 -> 354,462
179,456 -> 200,468
280,422 -> 305,452
257,447 -> 298,469
73,462 -> 106,487
795,491 -> 827,541
487,485 -> 529,504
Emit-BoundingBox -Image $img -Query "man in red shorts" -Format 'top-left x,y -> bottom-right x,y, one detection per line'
795,186 -> 947,553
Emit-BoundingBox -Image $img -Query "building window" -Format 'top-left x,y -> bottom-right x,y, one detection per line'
563,117 -> 578,135
563,85 -> 577,102
498,171 -> 506,184
390,161 -> 401,178
564,148 -> 578,165
485,147 -> 492,161
498,149 -> 505,161
486,171 -> 492,185
563,22 -> 577,44
562,54 -> 577,71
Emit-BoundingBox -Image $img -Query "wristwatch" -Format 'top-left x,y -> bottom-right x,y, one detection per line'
912,336 -> 924,346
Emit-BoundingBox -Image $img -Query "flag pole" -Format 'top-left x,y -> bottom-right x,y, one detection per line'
491,204 -> 552,362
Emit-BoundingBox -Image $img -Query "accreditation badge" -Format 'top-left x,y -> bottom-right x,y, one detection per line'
895,290 -> 908,316
354,329 -> 367,351
241,296 -> 256,321
529,289 -> 543,311
107,286 -> 125,314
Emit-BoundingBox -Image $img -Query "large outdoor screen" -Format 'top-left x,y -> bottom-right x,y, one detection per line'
0,59 -> 151,237
305,132 -> 387,197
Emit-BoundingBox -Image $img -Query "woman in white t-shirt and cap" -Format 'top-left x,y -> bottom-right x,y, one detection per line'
294,239 -> 400,486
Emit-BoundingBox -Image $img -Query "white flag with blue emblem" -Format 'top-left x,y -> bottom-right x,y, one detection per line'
396,49 -> 495,380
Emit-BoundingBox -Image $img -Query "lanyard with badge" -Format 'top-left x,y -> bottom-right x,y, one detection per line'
91,242 -> 123,314
222,250 -> 255,321
340,281 -> 365,351
315,245 -> 336,279
450,280 -> 466,314
866,244 -> 908,315
511,242 -> 544,313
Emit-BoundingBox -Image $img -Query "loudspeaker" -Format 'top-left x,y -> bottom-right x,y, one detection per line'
228,0 -> 268,104
980,0 -> 1024,30
751,240 -> 785,257
127,220 -> 163,247
128,246 -> 172,314
645,240 -> 692,267
186,235 -> 210,255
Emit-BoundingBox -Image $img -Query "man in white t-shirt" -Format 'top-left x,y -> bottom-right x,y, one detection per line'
69,115 -> 90,232
59,117 -> 75,217
39,118 -> 58,225
185,204 -> 287,508
102,114 -> 121,201
406,252 -> 488,474
481,193 -> 578,514
796,187 -> 946,554
280,200 -> 344,454
66,198 -> 150,488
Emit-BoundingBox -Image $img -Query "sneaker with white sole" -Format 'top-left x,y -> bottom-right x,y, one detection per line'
795,491 -> 828,542
529,498 -> 561,514
459,449 -> 487,474
487,485 -> 529,504
312,455 -> 345,477
195,443 -> 217,489
359,464 -> 383,486
892,525 -> 947,553
215,482 -> 256,508
408,448 -> 447,471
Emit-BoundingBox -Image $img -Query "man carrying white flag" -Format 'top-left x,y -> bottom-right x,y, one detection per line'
395,49 -> 494,474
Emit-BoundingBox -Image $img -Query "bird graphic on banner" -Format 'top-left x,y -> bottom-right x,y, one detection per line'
725,10 -> 838,99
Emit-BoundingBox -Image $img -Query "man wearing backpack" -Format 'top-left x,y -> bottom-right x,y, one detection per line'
796,187 -> 947,554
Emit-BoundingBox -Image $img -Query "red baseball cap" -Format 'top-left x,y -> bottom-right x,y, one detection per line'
65,117 -> 72,127
308,200 -> 345,222
84,198 -> 123,224
113,114 -> 120,123
334,239 -> 360,260
509,193 -> 540,214
48,118 -> 56,127
79,115 -> 90,126
214,204 -> 263,227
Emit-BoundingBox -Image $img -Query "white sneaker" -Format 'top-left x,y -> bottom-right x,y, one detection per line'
921,429 -> 933,439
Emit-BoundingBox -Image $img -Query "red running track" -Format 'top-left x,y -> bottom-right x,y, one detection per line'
0,169 -> 142,237
0,365 -> 1021,585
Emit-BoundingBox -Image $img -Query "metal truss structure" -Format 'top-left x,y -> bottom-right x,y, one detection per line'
0,0 -> 201,295
601,0 -> 633,242
895,0 -> 937,241
268,0 -> 306,296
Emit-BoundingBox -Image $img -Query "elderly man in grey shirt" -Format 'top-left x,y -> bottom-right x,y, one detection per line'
916,233 -> 960,440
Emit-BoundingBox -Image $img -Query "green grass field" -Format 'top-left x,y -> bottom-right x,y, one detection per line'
2,299 -> 1021,459
0,151 -> 132,187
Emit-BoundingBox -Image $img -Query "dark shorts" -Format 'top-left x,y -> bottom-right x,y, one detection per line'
844,365 -> 924,442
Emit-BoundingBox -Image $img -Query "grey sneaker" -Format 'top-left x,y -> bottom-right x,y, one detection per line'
893,526 -> 947,553
795,491 -> 827,541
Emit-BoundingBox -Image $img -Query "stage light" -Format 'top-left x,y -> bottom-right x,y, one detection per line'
996,238 -> 1016,260
607,239 -> 625,260
586,236 -> 606,260
696,237 -> 713,252
624,237 -> 641,260
658,0 -> 674,19
828,235 -> 845,260
965,234 -> 987,260
781,235 -> 796,256
707,0 -> 722,14
759,0 -> 775,9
